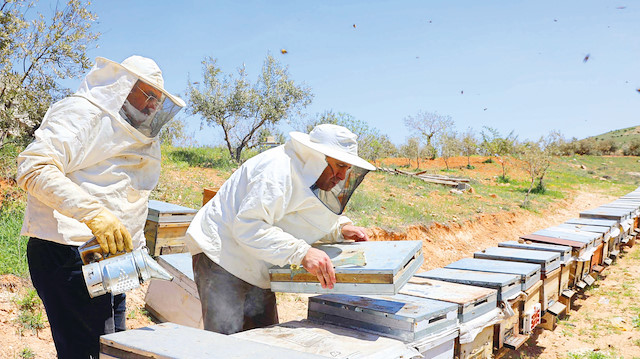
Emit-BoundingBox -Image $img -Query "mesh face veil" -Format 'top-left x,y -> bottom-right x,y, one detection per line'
119,80 -> 182,138
311,161 -> 370,215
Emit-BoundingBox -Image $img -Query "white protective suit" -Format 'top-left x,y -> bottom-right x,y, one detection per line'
184,139 -> 353,289
17,57 -> 166,248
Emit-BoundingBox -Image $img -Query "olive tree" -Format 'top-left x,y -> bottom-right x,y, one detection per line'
438,131 -> 461,170
0,0 -> 99,148
460,128 -> 478,168
403,110 -> 454,160
188,54 -> 313,163
480,126 -> 518,180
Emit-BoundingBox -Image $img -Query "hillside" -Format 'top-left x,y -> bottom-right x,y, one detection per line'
588,125 -> 640,148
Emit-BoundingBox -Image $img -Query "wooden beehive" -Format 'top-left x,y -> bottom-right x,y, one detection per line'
144,200 -> 197,257
269,241 -> 423,295
307,293 -> 458,343
399,277 -> 498,323
144,253 -> 202,329
446,258 -> 541,291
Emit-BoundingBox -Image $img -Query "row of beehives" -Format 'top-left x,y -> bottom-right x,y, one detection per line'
100,189 -> 640,359
238,187 -> 640,359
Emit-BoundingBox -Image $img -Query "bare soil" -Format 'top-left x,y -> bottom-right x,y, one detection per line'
1,184 -> 639,357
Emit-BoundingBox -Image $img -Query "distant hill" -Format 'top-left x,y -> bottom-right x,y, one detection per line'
587,125 -> 640,147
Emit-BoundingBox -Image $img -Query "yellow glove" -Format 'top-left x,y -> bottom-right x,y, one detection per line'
83,208 -> 133,255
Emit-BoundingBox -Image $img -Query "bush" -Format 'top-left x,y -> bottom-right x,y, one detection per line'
623,139 -> 640,156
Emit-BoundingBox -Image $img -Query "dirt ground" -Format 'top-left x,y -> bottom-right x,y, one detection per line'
1,189 -> 639,358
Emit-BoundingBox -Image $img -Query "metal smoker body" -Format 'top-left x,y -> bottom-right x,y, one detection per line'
80,238 -> 173,298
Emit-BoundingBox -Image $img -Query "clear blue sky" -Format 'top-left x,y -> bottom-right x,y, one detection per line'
45,1 -> 640,146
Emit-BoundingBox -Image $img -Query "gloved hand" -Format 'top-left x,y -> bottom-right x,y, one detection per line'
83,208 -> 133,254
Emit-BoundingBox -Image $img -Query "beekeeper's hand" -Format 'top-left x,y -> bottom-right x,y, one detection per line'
301,248 -> 336,289
83,208 -> 133,254
341,224 -> 369,242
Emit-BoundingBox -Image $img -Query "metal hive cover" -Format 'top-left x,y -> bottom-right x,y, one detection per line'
556,223 -> 610,235
157,253 -> 194,281
399,277 -> 497,305
445,258 -> 540,290
148,200 -> 198,215
100,323 -> 325,358
545,226 -> 603,240
307,293 -> 458,341
498,241 -> 572,263
398,277 -> 498,323
532,229 -> 596,246
269,240 -> 423,295
580,207 -> 629,221
519,233 -> 588,251
473,247 -> 560,273
415,268 -> 520,301
565,217 -> 618,228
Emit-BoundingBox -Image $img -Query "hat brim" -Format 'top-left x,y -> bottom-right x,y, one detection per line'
96,57 -> 186,108
290,131 -> 376,171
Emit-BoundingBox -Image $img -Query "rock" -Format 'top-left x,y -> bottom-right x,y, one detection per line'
580,164 -> 587,170
449,189 -> 463,195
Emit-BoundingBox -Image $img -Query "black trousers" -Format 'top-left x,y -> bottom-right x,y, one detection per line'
192,252 -> 278,334
27,237 -> 126,359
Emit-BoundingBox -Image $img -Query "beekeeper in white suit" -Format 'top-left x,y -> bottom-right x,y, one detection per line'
185,124 -> 376,334
17,55 -> 185,359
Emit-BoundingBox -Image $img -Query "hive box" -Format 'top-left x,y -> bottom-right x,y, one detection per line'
473,247 -> 560,275
144,253 -> 202,329
232,320 -> 423,359
556,223 -> 612,265
398,277 -> 502,357
144,200 -> 197,257
519,233 -> 591,286
269,241 -> 423,295
498,241 -> 574,308
100,322 -> 325,359
415,268 -> 520,303
445,258 -> 540,291
399,277 -> 498,323
472,247 -> 561,311
308,293 -> 458,343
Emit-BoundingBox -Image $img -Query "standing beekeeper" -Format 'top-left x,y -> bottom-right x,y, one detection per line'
184,124 -> 376,334
16,55 -> 185,359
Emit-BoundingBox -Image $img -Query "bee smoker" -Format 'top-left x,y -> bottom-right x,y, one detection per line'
79,238 -> 173,298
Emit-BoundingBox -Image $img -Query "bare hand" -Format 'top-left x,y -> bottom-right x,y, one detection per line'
341,224 -> 369,242
301,247 -> 336,289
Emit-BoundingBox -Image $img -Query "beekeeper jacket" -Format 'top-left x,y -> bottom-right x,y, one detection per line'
16,58 -> 161,248
184,139 -> 353,289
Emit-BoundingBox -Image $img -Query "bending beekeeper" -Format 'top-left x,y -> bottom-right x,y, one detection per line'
185,124 -> 376,334
17,55 -> 185,359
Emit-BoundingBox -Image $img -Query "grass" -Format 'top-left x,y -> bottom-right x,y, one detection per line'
14,288 -> 46,336
0,203 -> 29,276
567,350 -> 622,359
18,347 -> 35,359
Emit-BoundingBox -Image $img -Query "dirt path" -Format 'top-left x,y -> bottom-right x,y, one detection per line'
2,189 -> 638,358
